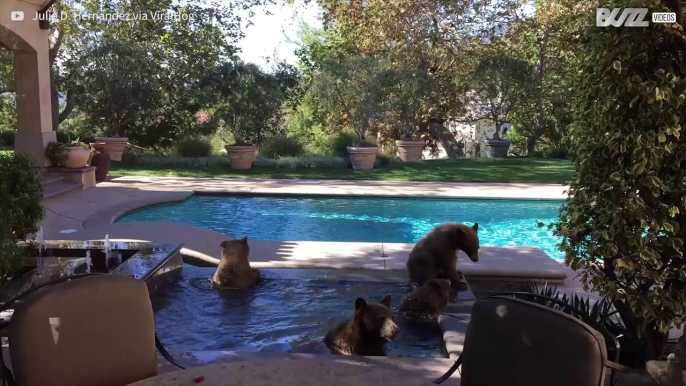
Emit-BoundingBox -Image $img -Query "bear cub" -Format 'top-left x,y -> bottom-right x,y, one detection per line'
406,223 -> 480,291
399,278 -> 452,321
212,237 -> 261,290
324,295 -> 399,356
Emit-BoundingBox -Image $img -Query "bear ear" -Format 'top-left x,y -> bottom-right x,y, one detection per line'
410,282 -> 420,290
220,240 -> 229,248
380,295 -> 392,308
240,236 -> 248,244
355,298 -> 368,312
472,223 -> 479,232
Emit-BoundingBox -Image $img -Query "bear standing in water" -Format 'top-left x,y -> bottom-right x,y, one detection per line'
406,223 -> 480,291
399,278 -> 452,321
324,295 -> 399,356
212,237 -> 261,290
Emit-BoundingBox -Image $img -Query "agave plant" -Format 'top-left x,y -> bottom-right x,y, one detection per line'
500,282 -> 628,364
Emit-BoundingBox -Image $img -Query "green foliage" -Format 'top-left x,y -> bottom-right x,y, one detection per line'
556,0 -> 686,365
0,153 -> 44,284
308,56 -> 387,144
0,94 -> 16,133
254,156 -> 348,169
259,137 -> 305,159
517,283 -> 649,367
316,131 -> 359,157
176,138 -> 213,158
0,131 -> 14,147
0,152 -> 43,239
45,139 -> 90,163
381,67 -> 434,140
73,38 -> 163,138
461,54 -> 535,131
209,61 -> 295,146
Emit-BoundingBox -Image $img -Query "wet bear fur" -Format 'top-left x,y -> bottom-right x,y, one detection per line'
324,295 -> 399,356
212,237 -> 261,289
400,278 -> 452,321
406,223 -> 480,291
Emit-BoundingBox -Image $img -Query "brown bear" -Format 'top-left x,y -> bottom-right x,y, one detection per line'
212,237 -> 261,290
399,278 -> 452,321
406,223 -> 480,291
324,295 -> 399,356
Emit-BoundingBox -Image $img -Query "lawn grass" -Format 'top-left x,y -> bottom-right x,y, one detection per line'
110,158 -> 573,184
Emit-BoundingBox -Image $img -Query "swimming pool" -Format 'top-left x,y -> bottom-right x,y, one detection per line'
119,195 -> 565,259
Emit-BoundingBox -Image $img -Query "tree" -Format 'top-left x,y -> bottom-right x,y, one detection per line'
317,0 -> 523,157
457,54 -> 535,136
309,56 -> 387,145
211,61 -> 290,146
556,0 -> 686,366
381,67 -> 434,142
73,39 -> 163,139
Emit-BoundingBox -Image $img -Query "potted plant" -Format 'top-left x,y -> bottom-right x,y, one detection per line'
45,138 -> 92,169
484,122 -> 512,158
211,61 -> 286,170
93,136 -> 127,162
312,57 -> 387,170
386,68 -> 431,162
89,142 -> 111,182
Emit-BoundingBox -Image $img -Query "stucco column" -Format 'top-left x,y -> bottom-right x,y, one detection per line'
0,0 -> 57,167
13,44 -> 55,167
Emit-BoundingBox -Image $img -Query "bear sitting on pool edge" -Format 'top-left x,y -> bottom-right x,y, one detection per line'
324,295 -> 399,356
212,237 -> 261,290
406,223 -> 480,291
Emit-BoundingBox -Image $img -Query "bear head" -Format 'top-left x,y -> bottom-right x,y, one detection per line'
353,295 -> 399,341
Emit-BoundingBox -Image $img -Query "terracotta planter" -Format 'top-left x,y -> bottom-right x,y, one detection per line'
347,146 -> 378,170
55,147 -> 91,169
225,145 -> 257,169
484,139 -> 511,158
94,137 -> 128,161
395,140 -> 426,162
90,142 -> 111,182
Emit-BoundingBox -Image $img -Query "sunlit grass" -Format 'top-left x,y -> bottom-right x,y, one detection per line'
111,157 -> 573,184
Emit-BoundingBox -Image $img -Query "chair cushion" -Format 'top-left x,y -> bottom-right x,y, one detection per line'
461,296 -> 607,386
8,275 -> 158,386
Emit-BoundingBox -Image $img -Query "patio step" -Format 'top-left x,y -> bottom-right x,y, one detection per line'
43,181 -> 82,199
43,174 -> 65,187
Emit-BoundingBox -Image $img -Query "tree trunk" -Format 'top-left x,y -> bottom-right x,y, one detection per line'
50,70 -> 59,131
428,123 -> 462,159
527,29 -> 550,156
58,92 -> 75,124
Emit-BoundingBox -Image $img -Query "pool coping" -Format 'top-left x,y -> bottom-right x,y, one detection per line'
48,176 -> 570,285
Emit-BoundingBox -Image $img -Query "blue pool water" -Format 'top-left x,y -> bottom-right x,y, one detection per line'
152,267 -> 445,357
119,195 -> 564,259
119,195 -> 565,259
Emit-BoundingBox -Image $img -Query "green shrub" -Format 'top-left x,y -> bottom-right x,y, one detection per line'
176,138 -> 213,158
546,147 -> 568,159
556,1 -> 686,365
254,156 -> 347,169
0,131 -> 14,147
321,131 -> 358,157
0,152 -> 45,285
126,155 -> 230,168
515,283 -> 643,367
375,154 -> 395,167
259,137 -> 305,159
